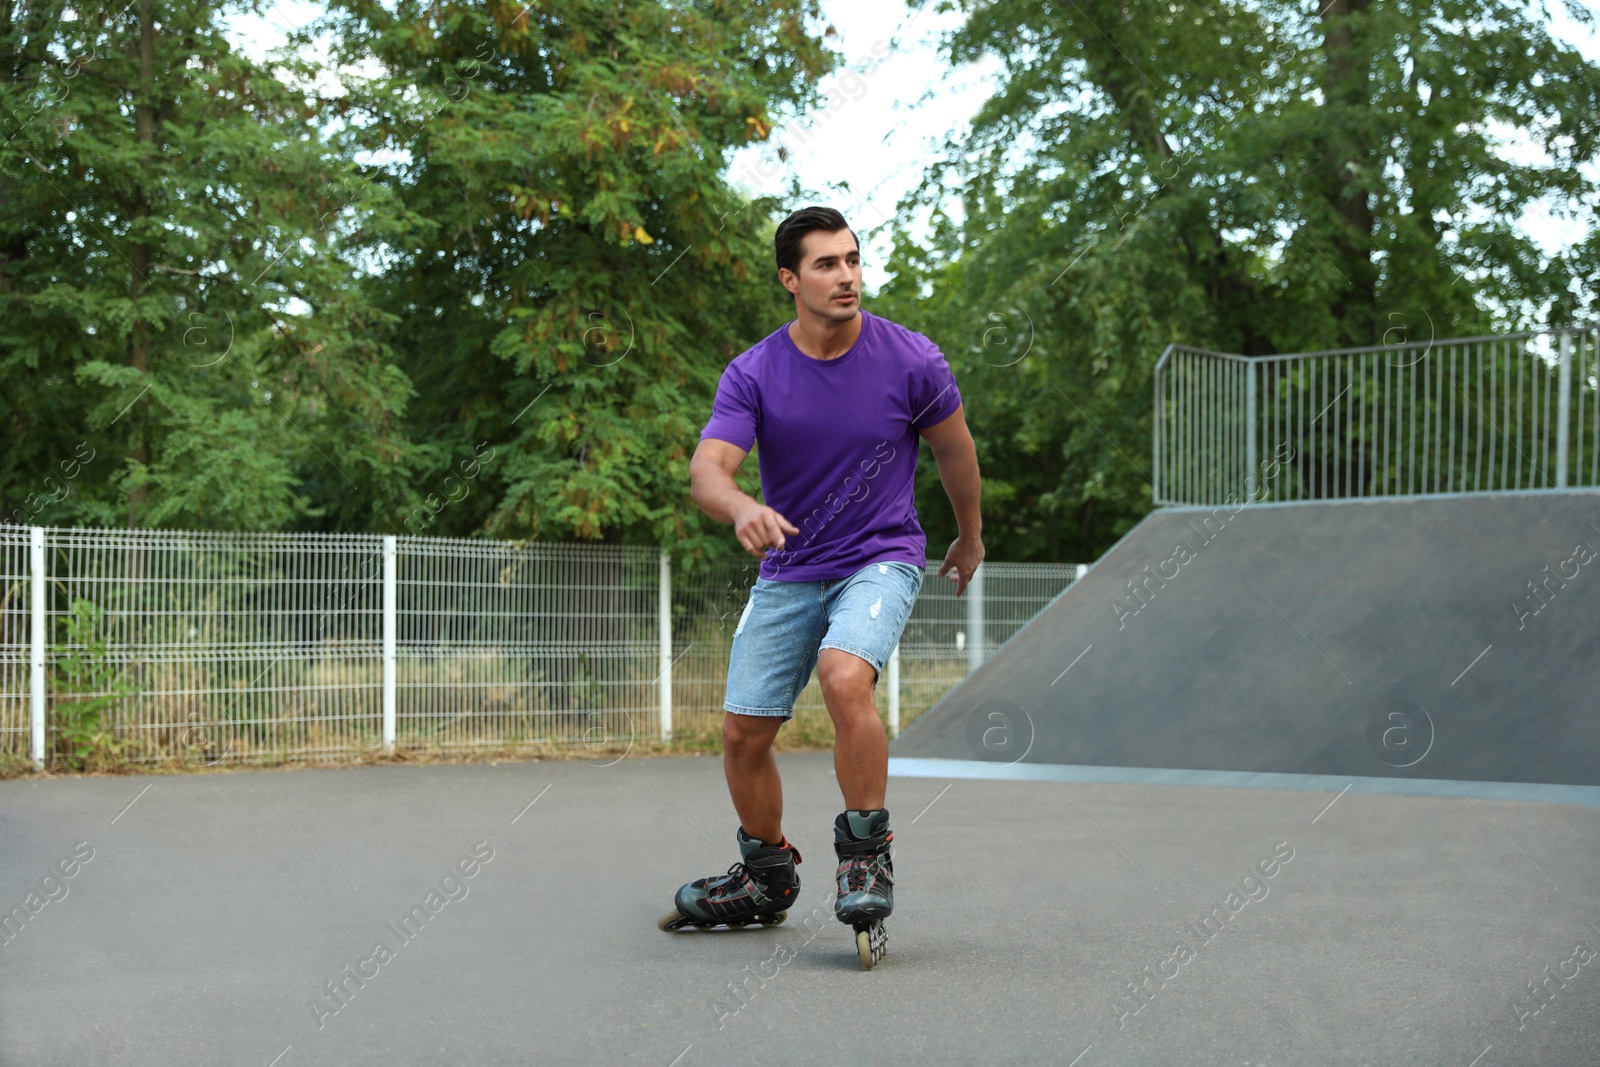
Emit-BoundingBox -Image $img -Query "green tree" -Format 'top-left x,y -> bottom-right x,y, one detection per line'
1,0 -> 417,532
316,0 -> 834,563
878,0 -> 1600,560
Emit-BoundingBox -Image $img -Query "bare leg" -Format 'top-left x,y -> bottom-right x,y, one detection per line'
818,648 -> 888,809
722,712 -> 787,844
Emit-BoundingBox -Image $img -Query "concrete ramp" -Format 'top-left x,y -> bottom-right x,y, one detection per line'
893,490 -> 1600,786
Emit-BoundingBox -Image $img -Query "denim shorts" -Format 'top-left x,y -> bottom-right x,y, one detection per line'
723,560 -> 925,718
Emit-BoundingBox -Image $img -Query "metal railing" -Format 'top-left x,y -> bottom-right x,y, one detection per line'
1153,327 -> 1600,506
0,524 -> 1082,768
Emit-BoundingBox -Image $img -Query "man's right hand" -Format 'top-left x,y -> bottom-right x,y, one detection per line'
733,503 -> 800,559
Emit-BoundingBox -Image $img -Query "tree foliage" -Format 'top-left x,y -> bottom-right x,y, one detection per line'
1,0 -> 415,531
2,0 -> 833,565
4,0 -> 1595,566
309,0 -> 832,565
876,0 -> 1600,560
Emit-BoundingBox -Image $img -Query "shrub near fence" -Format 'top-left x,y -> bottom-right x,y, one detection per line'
0,525 -> 1081,769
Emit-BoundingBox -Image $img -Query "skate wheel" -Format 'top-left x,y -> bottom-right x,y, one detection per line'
855,920 -> 887,969
857,928 -> 874,969
759,911 -> 788,928
727,920 -> 750,928
658,910 -> 690,932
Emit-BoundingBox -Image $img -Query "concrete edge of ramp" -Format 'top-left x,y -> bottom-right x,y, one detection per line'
888,756 -> 1600,809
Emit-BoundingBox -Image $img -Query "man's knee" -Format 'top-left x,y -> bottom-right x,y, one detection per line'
818,652 -> 876,708
723,714 -> 779,758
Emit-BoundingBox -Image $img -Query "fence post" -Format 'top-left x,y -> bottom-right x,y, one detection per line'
659,550 -> 673,742
382,536 -> 396,754
1152,359 -> 1162,504
1075,563 -> 1089,582
887,642 -> 900,739
1557,332 -> 1572,488
29,526 -> 45,770
1245,362 -> 1258,501
966,565 -> 985,675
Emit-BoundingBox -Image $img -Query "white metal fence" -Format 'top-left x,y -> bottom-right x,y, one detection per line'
671,557 -> 1083,743
1154,327 -> 1600,506
0,525 -> 1082,768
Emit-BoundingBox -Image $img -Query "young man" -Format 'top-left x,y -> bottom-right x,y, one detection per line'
665,206 -> 984,942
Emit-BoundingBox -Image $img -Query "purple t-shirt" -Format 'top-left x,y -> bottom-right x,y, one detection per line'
700,309 -> 963,581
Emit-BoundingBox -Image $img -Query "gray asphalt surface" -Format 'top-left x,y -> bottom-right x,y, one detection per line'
2,753 -> 1597,1066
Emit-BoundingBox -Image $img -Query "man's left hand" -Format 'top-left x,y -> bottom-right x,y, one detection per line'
937,535 -> 985,597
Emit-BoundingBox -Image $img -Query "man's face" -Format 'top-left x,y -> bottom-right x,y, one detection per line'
781,229 -> 861,323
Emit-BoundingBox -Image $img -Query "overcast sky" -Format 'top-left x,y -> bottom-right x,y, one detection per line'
231,0 -> 1598,297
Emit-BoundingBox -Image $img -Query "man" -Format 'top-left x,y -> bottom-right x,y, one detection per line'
661,206 -> 984,948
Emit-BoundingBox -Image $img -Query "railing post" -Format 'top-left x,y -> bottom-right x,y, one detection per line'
1152,359 -> 1163,504
887,642 -> 900,739
1557,332 -> 1572,488
382,535 -> 396,754
1245,361 -> 1258,501
659,549 -> 672,742
29,526 -> 45,770
966,565 -> 985,674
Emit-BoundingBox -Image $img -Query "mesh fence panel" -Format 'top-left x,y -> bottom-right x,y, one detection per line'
671,559 -> 1080,739
0,527 -> 28,761
0,524 -> 1079,765
42,528 -> 385,763
394,538 -> 658,754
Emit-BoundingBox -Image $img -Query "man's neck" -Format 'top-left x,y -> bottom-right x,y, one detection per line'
787,310 -> 862,361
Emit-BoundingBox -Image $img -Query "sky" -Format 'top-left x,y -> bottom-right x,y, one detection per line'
229,0 -> 1598,298
718,0 -> 1000,290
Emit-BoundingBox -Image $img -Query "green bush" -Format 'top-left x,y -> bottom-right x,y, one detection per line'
52,599 -> 137,771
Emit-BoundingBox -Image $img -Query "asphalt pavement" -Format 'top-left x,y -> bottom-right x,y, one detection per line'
2,753 -> 1597,1066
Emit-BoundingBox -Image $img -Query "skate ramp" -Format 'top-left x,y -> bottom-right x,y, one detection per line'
892,490 -> 1600,786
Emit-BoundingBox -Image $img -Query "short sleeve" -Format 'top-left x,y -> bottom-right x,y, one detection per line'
910,339 -> 963,429
700,363 -> 759,451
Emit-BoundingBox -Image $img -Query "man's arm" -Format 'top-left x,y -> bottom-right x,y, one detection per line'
918,405 -> 985,596
689,438 -> 800,559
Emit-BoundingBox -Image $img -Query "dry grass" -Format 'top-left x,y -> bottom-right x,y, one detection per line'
0,698 -> 945,780
0,727 -> 827,780
0,644 -> 964,779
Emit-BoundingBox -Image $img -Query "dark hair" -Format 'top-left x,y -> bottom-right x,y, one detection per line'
774,206 -> 857,276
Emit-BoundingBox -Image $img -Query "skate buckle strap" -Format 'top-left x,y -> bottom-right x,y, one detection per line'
839,853 -> 893,893
834,834 -> 889,857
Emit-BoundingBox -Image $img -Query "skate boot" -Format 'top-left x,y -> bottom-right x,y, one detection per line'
658,827 -> 801,932
833,809 -> 893,969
